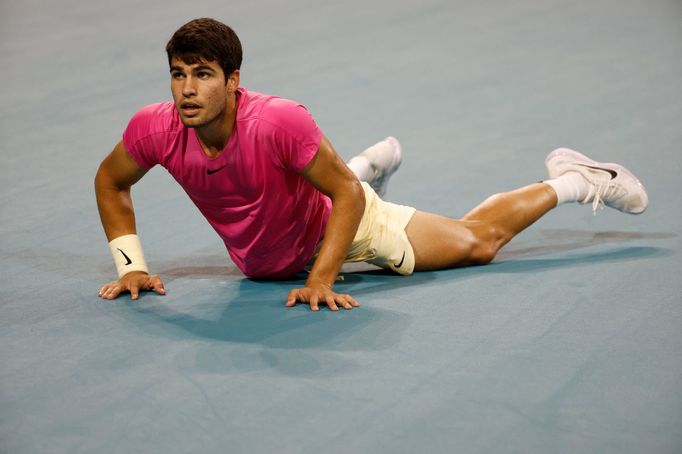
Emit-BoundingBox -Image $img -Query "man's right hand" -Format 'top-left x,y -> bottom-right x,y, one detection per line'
98,271 -> 166,300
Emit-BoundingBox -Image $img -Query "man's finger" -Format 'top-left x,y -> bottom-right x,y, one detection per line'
310,295 -> 320,312
130,283 -> 140,300
338,296 -> 352,310
105,285 -> 121,300
347,295 -> 360,307
99,281 -> 117,298
151,278 -> 166,295
285,289 -> 298,307
326,295 -> 339,312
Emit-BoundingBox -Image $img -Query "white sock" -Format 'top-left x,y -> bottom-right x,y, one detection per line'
347,156 -> 372,182
544,172 -> 590,205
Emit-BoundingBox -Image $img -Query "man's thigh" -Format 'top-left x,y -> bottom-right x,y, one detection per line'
405,211 -> 487,271
346,183 -> 417,275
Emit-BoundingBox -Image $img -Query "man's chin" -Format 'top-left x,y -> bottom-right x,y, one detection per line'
179,116 -> 203,128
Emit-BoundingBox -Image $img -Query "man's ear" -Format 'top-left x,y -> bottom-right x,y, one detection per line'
227,70 -> 240,92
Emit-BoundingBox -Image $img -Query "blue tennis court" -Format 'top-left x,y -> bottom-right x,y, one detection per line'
1,0 -> 681,452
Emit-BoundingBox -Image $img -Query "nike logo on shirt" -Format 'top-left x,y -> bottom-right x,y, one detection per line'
207,165 -> 227,175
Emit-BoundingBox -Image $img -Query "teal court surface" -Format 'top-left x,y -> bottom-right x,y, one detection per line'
1,0 -> 681,452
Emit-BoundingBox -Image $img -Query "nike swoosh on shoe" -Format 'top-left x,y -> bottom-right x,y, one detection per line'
575,163 -> 618,179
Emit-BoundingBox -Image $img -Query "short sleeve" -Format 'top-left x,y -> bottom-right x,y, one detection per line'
265,99 -> 323,172
122,103 -> 175,170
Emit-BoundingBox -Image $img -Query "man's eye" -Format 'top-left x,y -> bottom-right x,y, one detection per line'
198,72 -> 210,79
171,72 -> 183,79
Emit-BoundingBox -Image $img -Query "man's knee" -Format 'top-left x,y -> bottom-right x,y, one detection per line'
468,223 -> 502,265
469,242 -> 496,265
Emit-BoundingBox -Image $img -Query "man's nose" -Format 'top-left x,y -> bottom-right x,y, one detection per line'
182,77 -> 196,96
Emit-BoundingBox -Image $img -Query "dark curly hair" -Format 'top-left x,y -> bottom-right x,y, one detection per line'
166,18 -> 242,78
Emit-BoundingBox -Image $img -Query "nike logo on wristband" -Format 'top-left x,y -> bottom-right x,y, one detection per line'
117,248 -> 133,265
394,251 -> 406,269
207,165 -> 227,175
576,163 -> 618,179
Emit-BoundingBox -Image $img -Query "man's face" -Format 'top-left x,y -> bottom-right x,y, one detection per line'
169,57 -> 232,129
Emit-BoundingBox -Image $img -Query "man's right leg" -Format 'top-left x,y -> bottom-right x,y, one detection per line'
347,137 -> 402,198
404,149 -> 648,271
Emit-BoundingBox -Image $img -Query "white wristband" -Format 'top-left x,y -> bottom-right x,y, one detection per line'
109,234 -> 149,278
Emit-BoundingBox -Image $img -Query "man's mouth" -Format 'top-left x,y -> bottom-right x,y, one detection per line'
180,102 -> 201,116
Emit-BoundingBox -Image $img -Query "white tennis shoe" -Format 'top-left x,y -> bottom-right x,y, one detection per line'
545,148 -> 649,214
360,136 -> 402,198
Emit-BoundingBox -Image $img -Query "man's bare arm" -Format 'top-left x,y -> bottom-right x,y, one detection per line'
95,141 -> 165,300
285,135 -> 365,311
95,140 -> 147,239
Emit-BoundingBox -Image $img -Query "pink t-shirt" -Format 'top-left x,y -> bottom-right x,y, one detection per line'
122,88 -> 331,278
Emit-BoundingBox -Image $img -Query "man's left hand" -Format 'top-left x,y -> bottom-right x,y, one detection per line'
285,283 -> 360,311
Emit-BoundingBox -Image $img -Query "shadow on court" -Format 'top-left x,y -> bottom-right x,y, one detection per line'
122,272 -> 423,348
497,228 -> 676,261
114,229 -> 673,355
490,245 -> 671,273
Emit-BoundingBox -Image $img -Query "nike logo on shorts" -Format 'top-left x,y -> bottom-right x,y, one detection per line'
394,251 -> 406,269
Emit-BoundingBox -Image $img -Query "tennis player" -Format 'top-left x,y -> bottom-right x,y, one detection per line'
96,18 -> 648,311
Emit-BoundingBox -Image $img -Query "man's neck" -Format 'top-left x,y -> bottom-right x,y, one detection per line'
196,94 -> 238,157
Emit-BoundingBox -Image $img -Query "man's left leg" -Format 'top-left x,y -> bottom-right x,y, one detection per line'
404,149 -> 648,271
405,183 -> 558,270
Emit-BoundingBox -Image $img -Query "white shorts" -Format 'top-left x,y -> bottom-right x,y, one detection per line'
314,182 -> 417,275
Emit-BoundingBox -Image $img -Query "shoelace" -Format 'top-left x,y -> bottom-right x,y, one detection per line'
591,181 -> 608,214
